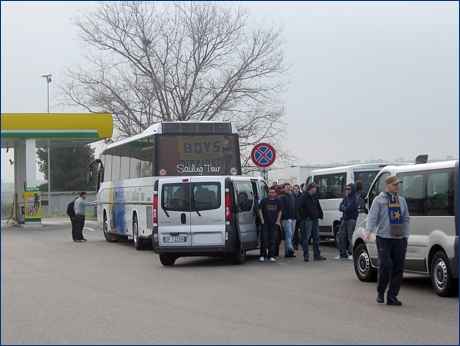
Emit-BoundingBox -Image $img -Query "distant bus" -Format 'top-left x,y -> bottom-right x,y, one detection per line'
305,163 -> 410,246
87,121 -> 242,250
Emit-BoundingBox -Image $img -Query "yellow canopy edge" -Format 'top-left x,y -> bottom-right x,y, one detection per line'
1,113 -> 113,138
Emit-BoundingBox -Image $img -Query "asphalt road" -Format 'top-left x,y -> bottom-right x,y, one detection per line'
1,218 -> 458,344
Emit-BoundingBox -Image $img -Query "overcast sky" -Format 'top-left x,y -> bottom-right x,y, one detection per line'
1,1 -> 458,183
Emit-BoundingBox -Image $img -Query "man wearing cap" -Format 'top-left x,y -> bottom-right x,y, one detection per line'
297,182 -> 326,262
364,176 -> 410,306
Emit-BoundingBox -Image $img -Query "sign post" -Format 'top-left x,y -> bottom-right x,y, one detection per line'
251,143 -> 276,182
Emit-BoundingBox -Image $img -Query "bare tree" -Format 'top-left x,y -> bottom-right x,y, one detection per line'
57,1 -> 294,169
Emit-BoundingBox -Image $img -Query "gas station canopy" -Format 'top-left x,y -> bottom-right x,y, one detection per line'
1,113 -> 113,149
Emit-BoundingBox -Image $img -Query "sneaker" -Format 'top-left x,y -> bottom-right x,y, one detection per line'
303,257 -> 309,262
348,255 -> 353,260
314,256 -> 326,261
75,239 -> 85,242
81,239 -> 87,242
269,257 -> 276,262
335,255 -> 348,260
293,245 -> 298,250
259,256 -> 265,262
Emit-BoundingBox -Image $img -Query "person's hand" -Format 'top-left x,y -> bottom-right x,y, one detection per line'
364,234 -> 371,244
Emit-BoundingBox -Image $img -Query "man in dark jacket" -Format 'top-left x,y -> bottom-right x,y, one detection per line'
66,197 -> 77,241
335,183 -> 358,260
297,182 -> 326,261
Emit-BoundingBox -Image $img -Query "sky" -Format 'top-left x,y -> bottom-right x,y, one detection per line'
1,1 -> 459,183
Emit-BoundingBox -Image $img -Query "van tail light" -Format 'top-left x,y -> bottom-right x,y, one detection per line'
225,192 -> 231,221
153,195 -> 158,223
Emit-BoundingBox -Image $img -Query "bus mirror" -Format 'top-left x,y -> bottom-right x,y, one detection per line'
357,196 -> 367,214
87,166 -> 93,182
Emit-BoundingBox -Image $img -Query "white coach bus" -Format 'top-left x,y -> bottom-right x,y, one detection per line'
87,121 -> 242,250
305,162 -> 410,246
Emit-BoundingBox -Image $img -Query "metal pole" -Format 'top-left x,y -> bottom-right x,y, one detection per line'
42,74 -> 52,216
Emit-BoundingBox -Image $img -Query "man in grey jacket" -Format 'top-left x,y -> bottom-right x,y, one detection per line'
364,176 -> 410,306
74,191 -> 99,242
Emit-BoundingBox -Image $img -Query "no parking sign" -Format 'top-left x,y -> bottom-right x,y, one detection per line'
251,143 -> 276,168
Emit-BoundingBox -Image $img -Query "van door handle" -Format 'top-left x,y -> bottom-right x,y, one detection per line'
181,213 -> 186,224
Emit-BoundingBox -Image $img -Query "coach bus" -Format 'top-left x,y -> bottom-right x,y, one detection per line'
87,121 -> 242,250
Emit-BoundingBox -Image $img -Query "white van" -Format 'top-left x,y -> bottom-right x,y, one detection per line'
352,159 -> 458,297
305,163 -> 410,245
152,175 -> 269,265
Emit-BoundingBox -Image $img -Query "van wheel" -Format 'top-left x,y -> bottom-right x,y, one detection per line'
431,251 -> 458,297
354,243 -> 377,282
159,254 -> 176,266
230,250 -> 246,265
133,216 -> 145,250
103,214 -> 119,242
333,223 -> 340,249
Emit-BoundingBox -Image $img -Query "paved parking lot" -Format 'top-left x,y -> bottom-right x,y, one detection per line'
1,218 -> 458,344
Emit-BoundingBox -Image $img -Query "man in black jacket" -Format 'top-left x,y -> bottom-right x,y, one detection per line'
66,197 -> 77,241
297,183 -> 326,262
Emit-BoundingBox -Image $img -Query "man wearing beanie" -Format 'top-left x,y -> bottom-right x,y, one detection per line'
297,182 -> 326,262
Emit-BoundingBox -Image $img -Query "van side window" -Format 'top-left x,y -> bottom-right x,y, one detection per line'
162,184 -> 190,211
354,171 -> 380,192
315,173 -> 346,199
234,181 -> 254,212
369,172 -> 390,207
192,183 -> 221,211
399,173 -> 425,216
426,168 -> 455,216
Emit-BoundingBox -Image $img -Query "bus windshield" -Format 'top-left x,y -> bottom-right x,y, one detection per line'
155,134 -> 240,176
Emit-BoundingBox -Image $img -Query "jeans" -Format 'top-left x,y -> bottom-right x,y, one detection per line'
260,224 -> 278,258
281,219 -> 295,253
376,236 -> 407,298
301,218 -> 321,259
338,218 -> 356,258
75,214 -> 86,240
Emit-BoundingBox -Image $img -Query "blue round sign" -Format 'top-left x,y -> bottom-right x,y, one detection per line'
251,143 -> 276,168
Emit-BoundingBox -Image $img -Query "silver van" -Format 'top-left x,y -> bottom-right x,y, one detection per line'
152,175 -> 269,265
352,159 -> 458,296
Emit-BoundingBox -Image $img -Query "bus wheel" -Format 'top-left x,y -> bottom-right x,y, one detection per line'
159,254 -> 176,266
230,250 -> 246,265
354,243 -> 377,282
133,216 -> 145,250
103,214 -> 119,242
431,251 -> 458,297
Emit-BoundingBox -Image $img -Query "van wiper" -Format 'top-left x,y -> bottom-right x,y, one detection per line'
162,207 -> 170,217
192,201 -> 201,217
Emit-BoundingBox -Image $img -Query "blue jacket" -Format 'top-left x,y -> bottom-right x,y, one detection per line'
280,192 -> 296,220
339,183 -> 358,220
297,190 -> 323,220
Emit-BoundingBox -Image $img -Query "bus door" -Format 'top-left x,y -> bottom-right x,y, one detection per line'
157,179 -> 192,247
189,177 -> 226,246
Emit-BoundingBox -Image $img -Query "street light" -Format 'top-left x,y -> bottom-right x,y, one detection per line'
41,74 -> 52,216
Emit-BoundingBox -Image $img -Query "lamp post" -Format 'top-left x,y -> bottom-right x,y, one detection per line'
41,74 -> 52,216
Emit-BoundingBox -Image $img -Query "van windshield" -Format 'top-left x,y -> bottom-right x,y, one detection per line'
161,182 -> 221,212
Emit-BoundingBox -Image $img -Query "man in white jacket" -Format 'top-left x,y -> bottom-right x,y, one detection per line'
74,191 -> 99,242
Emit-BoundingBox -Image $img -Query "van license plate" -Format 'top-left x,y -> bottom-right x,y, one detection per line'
163,236 -> 186,243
